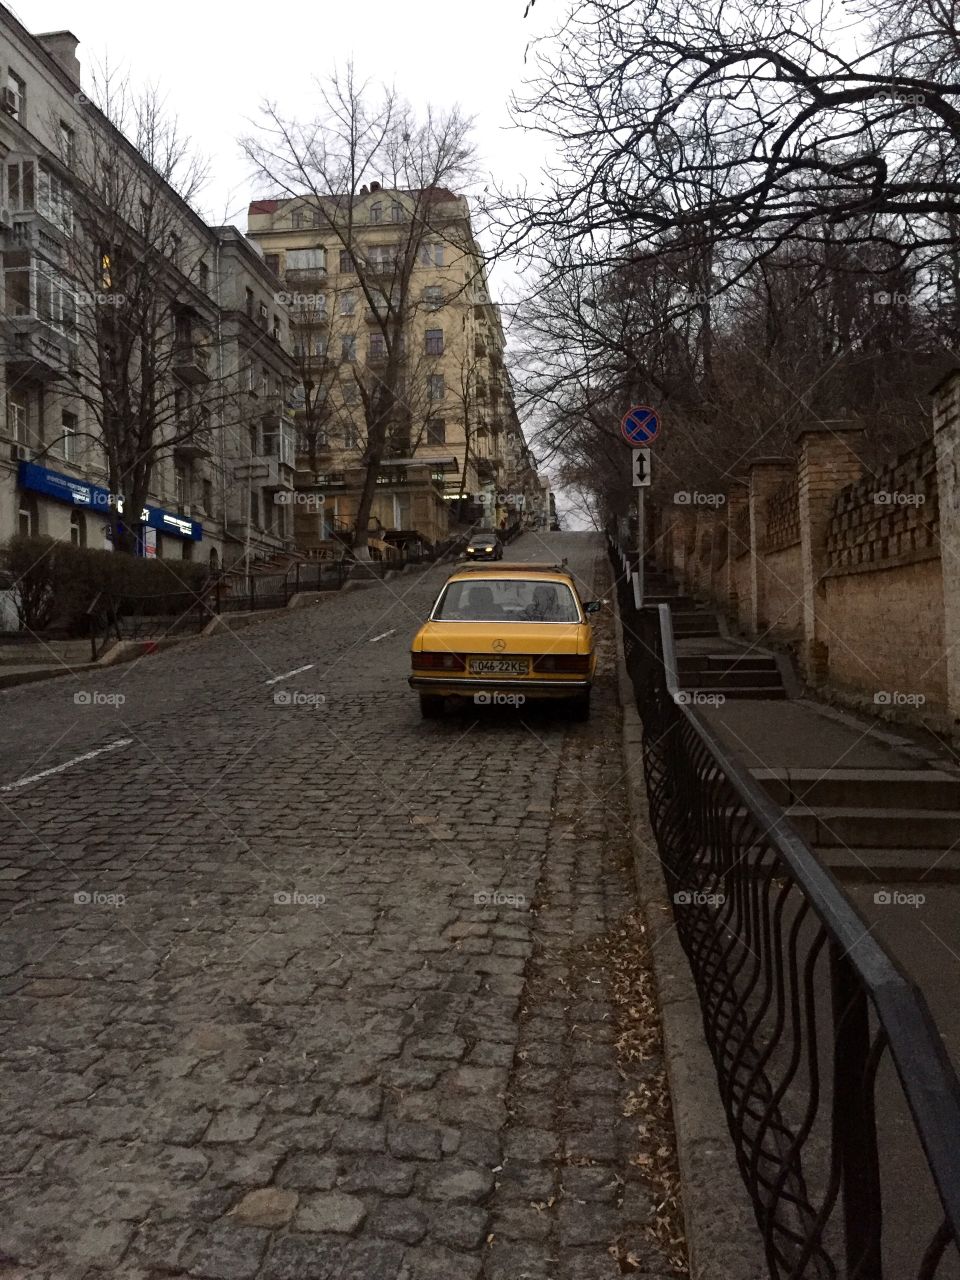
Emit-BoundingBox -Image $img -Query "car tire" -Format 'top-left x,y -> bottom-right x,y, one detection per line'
420,694 -> 445,719
567,692 -> 591,722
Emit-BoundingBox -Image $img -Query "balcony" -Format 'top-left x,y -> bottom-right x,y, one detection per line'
284,266 -> 327,287
174,430 -> 213,461
476,457 -> 498,482
4,156 -> 73,243
173,338 -> 211,385
3,315 -> 76,381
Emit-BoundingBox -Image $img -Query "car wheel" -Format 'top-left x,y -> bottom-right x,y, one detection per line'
420,694 -> 445,719
567,692 -> 591,722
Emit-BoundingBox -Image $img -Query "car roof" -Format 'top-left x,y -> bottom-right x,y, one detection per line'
446,562 -> 575,584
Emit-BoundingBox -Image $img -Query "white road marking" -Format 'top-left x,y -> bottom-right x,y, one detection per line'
369,629 -> 396,643
264,664 -> 314,686
1,738 -> 133,793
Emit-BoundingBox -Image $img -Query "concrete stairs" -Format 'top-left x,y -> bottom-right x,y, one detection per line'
752,767 -> 960,879
677,653 -> 787,701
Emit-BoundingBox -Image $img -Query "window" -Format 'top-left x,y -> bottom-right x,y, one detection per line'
249,423 -> 259,454
18,495 -> 37,538
198,261 -> 209,292
5,71 -> 25,121
423,285 -> 443,310
370,202 -> 382,224
7,395 -> 27,444
272,315 -> 281,341
428,374 -> 445,401
425,329 -> 444,355
258,301 -> 268,329
342,381 -> 360,406
59,121 -> 75,166
265,253 -> 280,275
250,490 -> 260,527
99,249 -> 113,290
175,465 -> 187,509
420,243 -> 445,267
426,417 -> 446,445
70,509 -> 86,547
339,250 -> 356,274
341,334 -> 356,362
368,333 -> 386,360
245,287 -> 254,319
61,411 -> 78,463
286,248 -> 326,273
368,244 -> 397,274
292,209 -> 306,229
390,201 -> 403,223
203,479 -> 214,513
343,421 -> 360,445
169,231 -> 181,263
339,291 -> 356,316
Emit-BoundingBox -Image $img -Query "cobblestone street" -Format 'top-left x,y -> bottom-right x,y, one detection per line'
0,532 -> 683,1280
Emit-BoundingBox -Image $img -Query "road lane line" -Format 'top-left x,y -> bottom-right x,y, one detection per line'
369,630 -> 396,643
1,738 -> 133,793
264,664 -> 314,686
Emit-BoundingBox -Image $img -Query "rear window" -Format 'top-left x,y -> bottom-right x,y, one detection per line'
433,578 -> 581,622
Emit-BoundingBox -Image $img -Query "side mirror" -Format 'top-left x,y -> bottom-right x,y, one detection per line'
583,600 -> 602,614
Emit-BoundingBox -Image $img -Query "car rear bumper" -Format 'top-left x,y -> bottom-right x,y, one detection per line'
409,676 -> 591,698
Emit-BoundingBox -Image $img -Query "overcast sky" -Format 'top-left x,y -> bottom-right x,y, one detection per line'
10,0 -> 591,526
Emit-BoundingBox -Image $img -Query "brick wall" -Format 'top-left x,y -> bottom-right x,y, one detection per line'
760,545 -> 803,637
824,558 -> 946,708
828,440 -> 939,571
761,475 -> 800,552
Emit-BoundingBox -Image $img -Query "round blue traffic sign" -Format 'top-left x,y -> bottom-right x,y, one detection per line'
621,405 -> 660,446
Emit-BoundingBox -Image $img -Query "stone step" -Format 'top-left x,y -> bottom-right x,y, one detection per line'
689,686 -> 788,701
680,669 -> 784,690
677,653 -> 777,671
819,848 -> 960,882
672,615 -> 721,636
786,806 -> 960,850
753,767 -> 960,811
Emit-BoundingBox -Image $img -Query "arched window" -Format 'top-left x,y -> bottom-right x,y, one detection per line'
70,509 -> 86,547
209,547 -> 220,572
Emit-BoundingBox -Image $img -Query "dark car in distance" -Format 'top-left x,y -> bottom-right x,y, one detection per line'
463,530 -> 503,561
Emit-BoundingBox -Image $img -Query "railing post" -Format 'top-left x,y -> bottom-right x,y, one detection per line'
831,944 -> 883,1279
249,574 -> 255,612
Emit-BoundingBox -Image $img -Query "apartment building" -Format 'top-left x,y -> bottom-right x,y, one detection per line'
246,185 -> 533,549
0,10 -> 296,573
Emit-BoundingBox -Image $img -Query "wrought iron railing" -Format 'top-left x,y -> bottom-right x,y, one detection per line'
611,536 -> 960,1280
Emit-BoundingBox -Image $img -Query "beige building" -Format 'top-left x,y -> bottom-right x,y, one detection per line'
0,11 -> 297,582
246,185 -> 532,549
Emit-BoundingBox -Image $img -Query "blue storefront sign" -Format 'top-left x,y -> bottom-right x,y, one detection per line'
18,461 -> 202,542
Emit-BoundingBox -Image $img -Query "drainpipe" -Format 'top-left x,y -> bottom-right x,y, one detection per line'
214,235 -> 227,570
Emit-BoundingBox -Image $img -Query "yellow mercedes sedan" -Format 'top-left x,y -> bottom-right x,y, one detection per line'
409,562 -> 600,720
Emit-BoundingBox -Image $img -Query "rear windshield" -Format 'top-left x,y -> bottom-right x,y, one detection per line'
432,578 -> 581,623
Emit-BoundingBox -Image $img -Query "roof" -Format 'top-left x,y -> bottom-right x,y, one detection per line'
246,187 -> 462,219
447,562 -> 574,582
248,200 -> 280,215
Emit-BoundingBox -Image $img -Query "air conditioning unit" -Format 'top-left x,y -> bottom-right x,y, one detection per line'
10,443 -> 29,462
1,87 -> 17,115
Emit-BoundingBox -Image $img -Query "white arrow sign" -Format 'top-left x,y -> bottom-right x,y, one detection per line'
632,448 -> 652,487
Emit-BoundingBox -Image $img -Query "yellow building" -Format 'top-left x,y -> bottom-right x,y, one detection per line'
246,185 -> 529,550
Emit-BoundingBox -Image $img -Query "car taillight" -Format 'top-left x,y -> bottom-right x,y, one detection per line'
412,651 -> 467,671
533,654 -> 592,674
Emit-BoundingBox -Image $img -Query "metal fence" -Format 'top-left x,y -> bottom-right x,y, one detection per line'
86,586 -> 216,659
611,537 -> 960,1279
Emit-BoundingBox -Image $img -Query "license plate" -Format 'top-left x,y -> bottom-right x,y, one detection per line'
468,657 -> 529,676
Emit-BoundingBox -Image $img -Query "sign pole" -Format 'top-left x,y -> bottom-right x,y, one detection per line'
637,485 -> 644,606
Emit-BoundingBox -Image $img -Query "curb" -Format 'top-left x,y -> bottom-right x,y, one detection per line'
612,593 -> 766,1280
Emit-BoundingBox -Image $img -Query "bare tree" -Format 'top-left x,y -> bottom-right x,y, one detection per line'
242,66 -> 476,553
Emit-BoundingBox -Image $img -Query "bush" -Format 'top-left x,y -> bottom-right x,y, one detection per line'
1,537 -> 213,635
